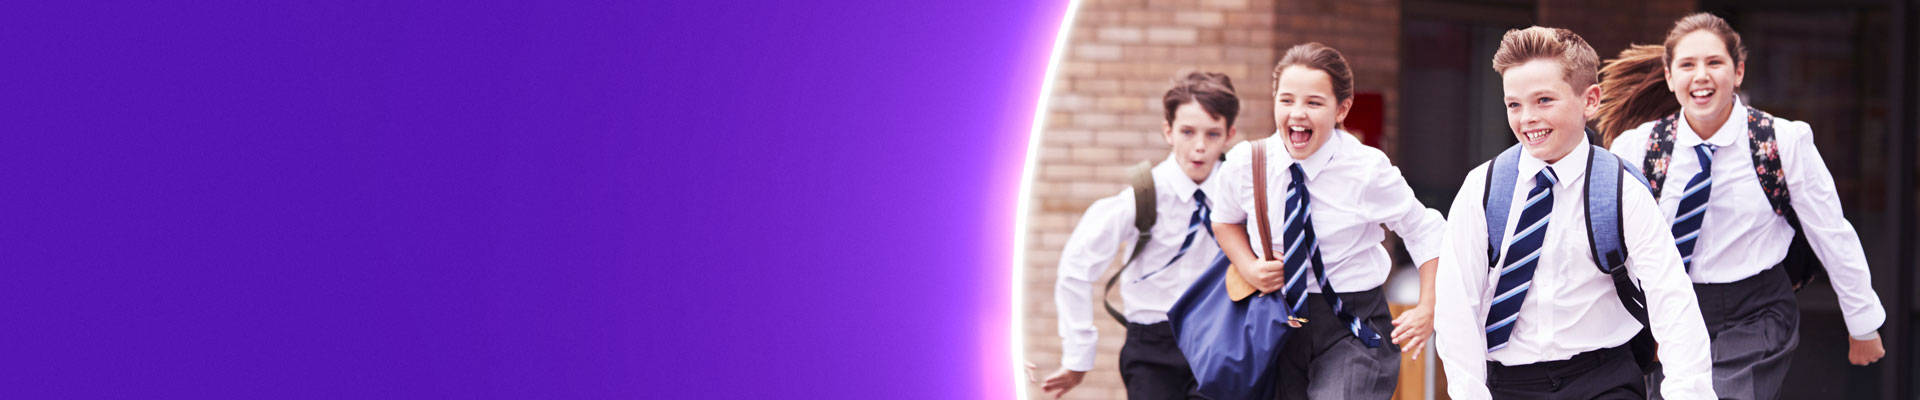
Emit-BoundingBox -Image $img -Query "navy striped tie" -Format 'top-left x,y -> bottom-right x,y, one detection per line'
1673,144 -> 1716,272
1487,167 -> 1557,352
1139,190 -> 1209,282
1286,163 -> 1381,347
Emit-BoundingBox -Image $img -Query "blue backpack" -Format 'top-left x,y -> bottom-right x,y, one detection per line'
1482,140 -> 1657,370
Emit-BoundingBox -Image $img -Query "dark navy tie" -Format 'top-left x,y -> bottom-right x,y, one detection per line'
1673,144 -> 1716,272
1286,163 -> 1382,347
1487,167 -> 1557,352
1139,189 -> 1209,282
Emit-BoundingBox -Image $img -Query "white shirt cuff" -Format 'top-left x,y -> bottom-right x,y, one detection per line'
1060,341 -> 1096,372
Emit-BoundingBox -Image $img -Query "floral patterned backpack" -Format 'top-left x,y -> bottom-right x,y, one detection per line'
1642,107 -> 1826,290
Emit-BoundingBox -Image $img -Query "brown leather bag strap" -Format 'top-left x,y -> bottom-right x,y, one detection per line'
1252,140 -> 1274,262
1226,141 -> 1276,300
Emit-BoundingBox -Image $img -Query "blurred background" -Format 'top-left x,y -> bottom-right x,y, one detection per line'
1019,0 -> 1919,398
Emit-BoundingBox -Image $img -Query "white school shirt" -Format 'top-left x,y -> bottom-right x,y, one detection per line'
1205,130 -> 1445,293
1054,157 -> 1220,372
1433,138 -> 1715,400
1609,98 -> 1886,338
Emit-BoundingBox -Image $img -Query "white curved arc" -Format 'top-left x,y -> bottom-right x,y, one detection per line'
1011,1 -> 1083,399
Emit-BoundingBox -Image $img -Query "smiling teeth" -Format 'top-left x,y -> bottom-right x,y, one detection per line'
1691,89 -> 1713,97
1289,126 -> 1308,132
1525,129 -> 1551,141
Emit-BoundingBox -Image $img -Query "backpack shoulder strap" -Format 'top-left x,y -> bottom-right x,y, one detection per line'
1103,161 -> 1158,324
1744,107 -> 1792,216
1584,143 -> 1645,273
1129,161 -> 1159,247
1586,143 -> 1657,368
1482,144 -> 1525,269
1643,113 -> 1681,198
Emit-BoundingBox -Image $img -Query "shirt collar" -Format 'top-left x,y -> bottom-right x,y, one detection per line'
1273,128 -> 1344,182
1676,97 -> 1746,149
1152,156 -> 1206,203
1516,133 -> 1590,190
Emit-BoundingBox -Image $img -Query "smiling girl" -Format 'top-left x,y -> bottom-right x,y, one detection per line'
1597,12 -> 1888,400
1207,43 -> 1447,400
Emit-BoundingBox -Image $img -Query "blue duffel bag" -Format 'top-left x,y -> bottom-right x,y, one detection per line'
1166,139 -> 1294,400
1167,254 -> 1293,400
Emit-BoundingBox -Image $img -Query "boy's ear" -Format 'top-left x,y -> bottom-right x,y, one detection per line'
1581,83 -> 1602,119
1226,126 -> 1239,142
1162,120 -> 1176,144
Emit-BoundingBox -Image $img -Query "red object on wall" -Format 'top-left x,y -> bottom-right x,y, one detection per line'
1346,92 -> 1383,148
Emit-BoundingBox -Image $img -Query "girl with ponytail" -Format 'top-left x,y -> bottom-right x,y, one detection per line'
1599,12 -> 1888,400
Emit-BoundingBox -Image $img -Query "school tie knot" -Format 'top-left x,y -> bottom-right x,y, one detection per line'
1535,167 -> 1559,189
1193,189 -> 1212,236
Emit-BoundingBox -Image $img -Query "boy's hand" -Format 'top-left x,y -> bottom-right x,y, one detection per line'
1391,304 -> 1435,359
1247,259 -> 1289,293
1040,368 -> 1086,399
1848,335 -> 1885,366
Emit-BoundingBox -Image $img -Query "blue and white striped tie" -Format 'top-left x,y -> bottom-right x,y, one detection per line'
1138,190 -> 1210,282
1286,163 -> 1381,347
1487,167 -> 1557,352
1673,144 -> 1716,272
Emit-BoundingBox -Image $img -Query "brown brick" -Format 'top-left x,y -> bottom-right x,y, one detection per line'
1077,78 -> 1121,94
1049,94 -> 1090,112
1075,112 -> 1120,128
1224,12 -> 1274,27
1096,27 -> 1143,43
1095,95 -> 1143,112
1044,129 -> 1093,146
1124,45 -> 1173,63
1070,147 -> 1121,164
1094,129 -> 1154,147
1174,11 -> 1225,27
1200,0 -> 1249,10
1123,10 -> 1172,25
1076,44 -> 1122,60
1172,46 -> 1223,62
1145,27 -> 1198,44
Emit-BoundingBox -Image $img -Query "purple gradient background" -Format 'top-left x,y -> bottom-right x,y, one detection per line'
2,1 -> 1064,398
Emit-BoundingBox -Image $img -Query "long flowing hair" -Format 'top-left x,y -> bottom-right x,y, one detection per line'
1594,44 -> 1678,147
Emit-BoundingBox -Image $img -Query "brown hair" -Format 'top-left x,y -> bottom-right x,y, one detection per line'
1593,12 -> 1747,146
1163,71 -> 1240,127
1491,26 -> 1600,90
1594,45 -> 1679,146
1271,43 -> 1354,103
1663,12 -> 1747,67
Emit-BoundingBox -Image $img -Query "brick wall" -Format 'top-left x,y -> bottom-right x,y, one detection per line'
1022,0 -> 1402,398
1024,0 -> 1287,397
